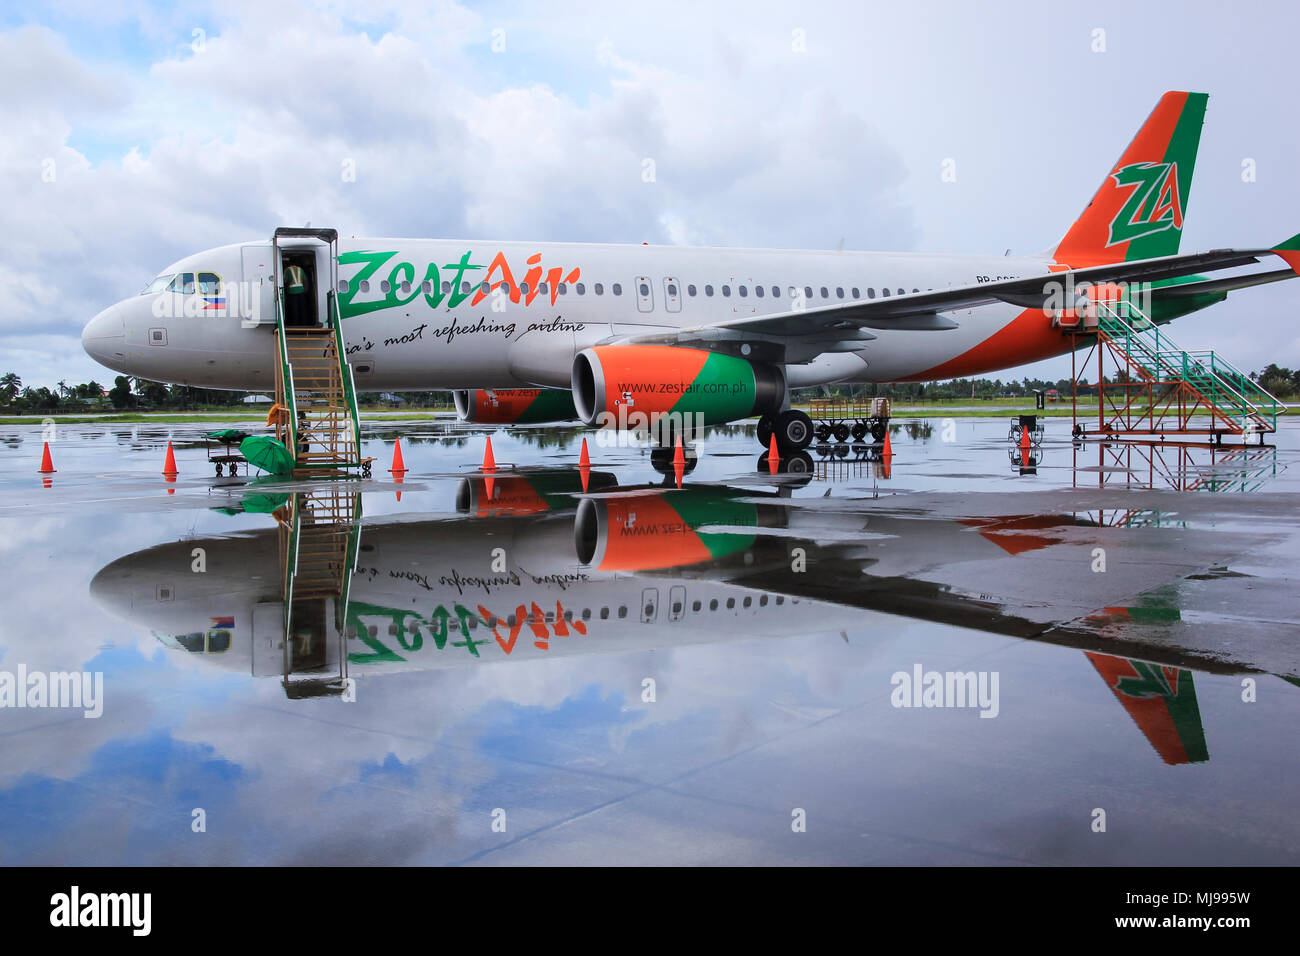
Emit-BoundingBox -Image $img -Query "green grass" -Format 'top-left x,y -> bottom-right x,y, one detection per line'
0,408 -> 456,425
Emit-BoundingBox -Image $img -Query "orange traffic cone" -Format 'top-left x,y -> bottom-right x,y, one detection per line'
673,435 -> 685,489
162,441 -> 179,477
882,429 -> 893,458
1020,423 -> 1031,450
482,436 -> 497,473
768,433 -> 780,462
390,437 -> 408,474
579,437 -> 590,493
38,442 -> 55,474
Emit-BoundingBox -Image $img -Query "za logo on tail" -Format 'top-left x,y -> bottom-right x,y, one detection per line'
1107,161 -> 1184,246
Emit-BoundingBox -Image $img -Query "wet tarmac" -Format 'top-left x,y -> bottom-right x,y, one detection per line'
0,415 -> 1297,864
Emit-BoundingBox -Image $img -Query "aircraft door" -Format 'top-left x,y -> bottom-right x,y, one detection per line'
635,276 -> 654,313
662,277 -> 682,312
241,245 -> 276,325
640,587 -> 659,623
251,601 -> 284,676
669,585 -> 686,622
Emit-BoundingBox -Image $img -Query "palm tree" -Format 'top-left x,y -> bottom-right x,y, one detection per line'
0,372 -> 20,403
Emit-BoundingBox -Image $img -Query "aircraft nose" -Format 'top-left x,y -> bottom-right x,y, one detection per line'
82,304 -> 126,369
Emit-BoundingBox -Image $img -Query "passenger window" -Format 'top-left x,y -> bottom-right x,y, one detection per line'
600,607 -> 609,620
558,283 -> 567,294
897,288 -> 905,296
539,283 -> 548,294
441,281 -> 451,294
705,285 -> 714,296
594,283 -> 604,295
881,288 -> 890,297
617,605 -> 628,619
380,280 -> 391,293
639,282 -> 649,296
819,287 -> 828,298
804,286 -> 813,299
613,283 -> 622,295
576,282 -> 585,294
400,281 -> 411,294
687,284 -> 696,296
771,285 -> 779,297
836,287 -> 844,298
338,279 -> 350,293
754,285 -> 763,297
521,282 -> 530,294
692,600 -> 702,612
726,598 -> 735,609
722,285 -> 731,297
868,288 -> 875,298
851,287 -> 859,298
739,285 -> 747,297
709,599 -> 719,611
359,280 -> 370,293
743,596 -> 752,608
421,281 -> 431,293
667,282 -> 678,296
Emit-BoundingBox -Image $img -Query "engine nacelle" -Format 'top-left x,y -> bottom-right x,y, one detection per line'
452,388 -> 578,425
571,345 -> 784,430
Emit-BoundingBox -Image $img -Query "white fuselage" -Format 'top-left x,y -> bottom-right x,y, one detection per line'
82,238 -> 1061,392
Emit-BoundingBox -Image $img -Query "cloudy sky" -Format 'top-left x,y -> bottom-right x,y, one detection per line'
3,0 -> 1298,389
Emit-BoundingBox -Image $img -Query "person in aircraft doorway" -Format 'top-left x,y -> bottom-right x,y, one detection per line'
283,257 -> 313,326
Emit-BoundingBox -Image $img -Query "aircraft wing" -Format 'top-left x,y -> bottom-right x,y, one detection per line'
619,242 -> 1299,346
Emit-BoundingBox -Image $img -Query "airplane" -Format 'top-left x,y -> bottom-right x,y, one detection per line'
88,469 -> 1278,763
81,91 -> 1299,450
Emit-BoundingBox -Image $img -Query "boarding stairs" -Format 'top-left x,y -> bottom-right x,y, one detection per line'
278,488 -> 362,697
1074,295 -> 1284,441
270,230 -> 364,474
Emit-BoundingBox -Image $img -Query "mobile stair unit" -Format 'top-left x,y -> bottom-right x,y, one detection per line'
1063,292 -> 1283,444
270,228 -> 371,476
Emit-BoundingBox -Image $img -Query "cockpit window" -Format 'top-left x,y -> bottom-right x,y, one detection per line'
175,632 -> 206,652
166,273 -> 196,294
198,272 -> 221,295
141,274 -> 176,294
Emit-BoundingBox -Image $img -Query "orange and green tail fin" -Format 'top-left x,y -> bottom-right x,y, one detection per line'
1272,232 -> 1300,273
1054,91 -> 1208,268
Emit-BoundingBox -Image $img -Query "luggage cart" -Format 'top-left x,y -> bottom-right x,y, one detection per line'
206,435 -> 249,477
808,397 -> 892,443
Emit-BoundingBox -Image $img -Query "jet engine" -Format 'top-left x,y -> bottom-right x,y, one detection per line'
452,387 -> 579,424
570,345 -> 784,432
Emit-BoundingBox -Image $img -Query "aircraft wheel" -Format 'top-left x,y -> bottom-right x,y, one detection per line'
775,410 -> 814,451
756,414 -> 775,448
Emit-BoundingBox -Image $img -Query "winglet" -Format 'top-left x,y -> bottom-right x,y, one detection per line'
1272,232 -> 1300,273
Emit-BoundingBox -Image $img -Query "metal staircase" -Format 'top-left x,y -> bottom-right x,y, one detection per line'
271,229 -> 364,475
1071,295 -> 1284,442
278,488 -> 362,698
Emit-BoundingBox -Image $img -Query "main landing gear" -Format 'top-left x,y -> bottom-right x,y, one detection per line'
756,410 -> 815,452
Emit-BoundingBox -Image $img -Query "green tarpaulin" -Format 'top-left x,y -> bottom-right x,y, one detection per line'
206,428 -> 252,443
240,436 -> 295,475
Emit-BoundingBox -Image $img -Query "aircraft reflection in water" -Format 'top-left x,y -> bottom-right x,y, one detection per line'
91,466 -> 1288,765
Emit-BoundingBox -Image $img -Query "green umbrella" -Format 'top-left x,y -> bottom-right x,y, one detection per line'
240,436 -> 295,476
206,428 -> 252,443
240,492 -> 291,513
